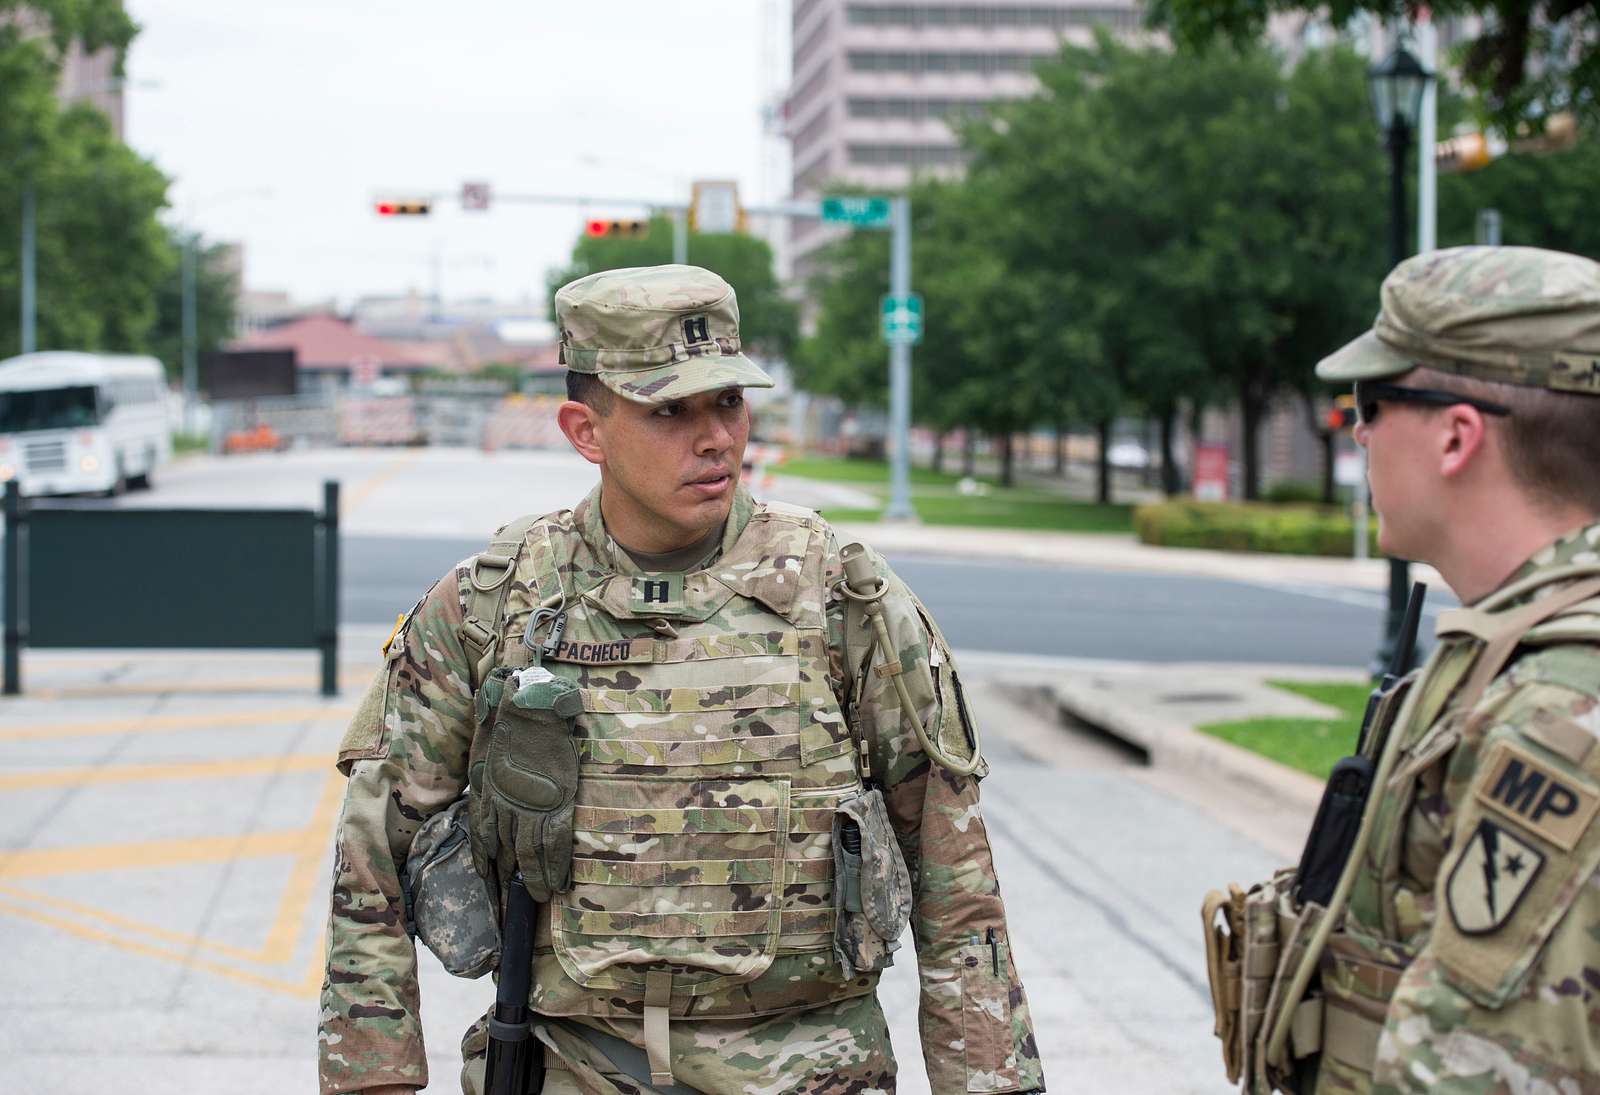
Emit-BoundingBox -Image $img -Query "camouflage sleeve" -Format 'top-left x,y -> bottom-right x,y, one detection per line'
318,573 -> 477,1094
1374,656 -> 1600,1093
824,536 -> 1044,1095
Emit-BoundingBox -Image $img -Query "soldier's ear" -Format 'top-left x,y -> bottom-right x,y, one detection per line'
1438,403 -> 1491,482
558,400 -> 605,466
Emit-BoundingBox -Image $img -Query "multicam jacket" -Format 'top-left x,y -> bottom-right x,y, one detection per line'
318,485 -> 1043,1094
1314,521 -> 1600,1094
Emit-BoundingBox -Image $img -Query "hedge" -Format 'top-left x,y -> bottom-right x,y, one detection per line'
1132,501 -> 1380,557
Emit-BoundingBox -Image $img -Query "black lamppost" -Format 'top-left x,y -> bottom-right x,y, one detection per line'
1366,43 -> 1433,673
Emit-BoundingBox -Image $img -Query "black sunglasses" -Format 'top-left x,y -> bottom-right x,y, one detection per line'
1353,381 -> 1512,426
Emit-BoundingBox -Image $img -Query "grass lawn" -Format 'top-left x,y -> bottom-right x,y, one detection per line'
172,433 -> 209,455
777,455 -> 1135,534
1198,680 -> 1372,780
777,455 -> 971,488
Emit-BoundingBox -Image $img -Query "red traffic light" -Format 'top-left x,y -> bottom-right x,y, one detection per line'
1325,395 -> 1357,432
375,199 -> 431,217
583,218 -> 649,240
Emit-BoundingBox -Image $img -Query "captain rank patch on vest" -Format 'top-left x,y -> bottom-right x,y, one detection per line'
631,574 -> 685,615
1447,819 -> 1545,934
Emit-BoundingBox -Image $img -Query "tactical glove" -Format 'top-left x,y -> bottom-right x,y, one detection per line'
469,665 -> 583,904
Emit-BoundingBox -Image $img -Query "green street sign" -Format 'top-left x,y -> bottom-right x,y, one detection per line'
880,294 -> 923,345
821,195 -> 892,227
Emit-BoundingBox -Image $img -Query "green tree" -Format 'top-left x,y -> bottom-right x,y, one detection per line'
1438,127 -> 1600,257
992,36 -> 1387,498
545,217 -> 798,357
147,231 -> 239,380
0,4 -> 174,358
1148,0 -> 1600,132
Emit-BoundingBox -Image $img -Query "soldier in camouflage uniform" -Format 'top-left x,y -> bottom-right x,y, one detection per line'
318,264 -> 1044,1095
1203,246 -> 1600,1094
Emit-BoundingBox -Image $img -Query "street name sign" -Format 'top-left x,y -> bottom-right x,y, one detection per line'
821,195 -> 892,228
880,294 -> 923,345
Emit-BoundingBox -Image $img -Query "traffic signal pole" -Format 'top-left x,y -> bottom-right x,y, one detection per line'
884,195 -> 915,522
374,186 -> 918,519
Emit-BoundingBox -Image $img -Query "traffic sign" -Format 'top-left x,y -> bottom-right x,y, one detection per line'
691,180 -> 743,233
460,181 -> 491,211
880,294 -> 923,345
821,195 -> 892,228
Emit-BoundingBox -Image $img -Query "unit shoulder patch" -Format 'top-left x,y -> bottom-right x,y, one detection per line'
1473,740 -> 1600,851
1446,818 -> 1546,935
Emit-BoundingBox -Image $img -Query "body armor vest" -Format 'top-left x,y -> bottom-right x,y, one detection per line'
478,496 -> 877,1022
1282,562 -> 1600,1090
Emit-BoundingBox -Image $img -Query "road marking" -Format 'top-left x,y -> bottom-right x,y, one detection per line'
344,448 -> 423,515
0,753 -> 331,791
0,896 -> 326,997
0,771 -> 345,998
0,828 -> 320,879
23,670 -> 376,700
0,705 -> 352,741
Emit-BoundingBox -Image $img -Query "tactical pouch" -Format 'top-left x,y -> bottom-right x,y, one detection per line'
404,798 -> 500,979
1200,885 -> 1246,1084
1254,881 -> 1328,1095
831,788 -> 912,976
468,665 -> 583,904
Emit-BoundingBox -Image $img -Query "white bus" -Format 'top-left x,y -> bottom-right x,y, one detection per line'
0,352 -> 173,497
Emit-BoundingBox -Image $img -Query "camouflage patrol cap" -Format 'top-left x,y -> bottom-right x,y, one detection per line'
555,264 -> 774,405
1317,245 -> 1600,395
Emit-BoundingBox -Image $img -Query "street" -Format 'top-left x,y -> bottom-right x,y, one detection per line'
105,446 -> 1447,665
0,448 -> 1315,1092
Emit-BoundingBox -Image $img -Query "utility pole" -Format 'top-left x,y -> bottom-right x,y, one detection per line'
20,187 -> 36,354
181,233 -> 198,432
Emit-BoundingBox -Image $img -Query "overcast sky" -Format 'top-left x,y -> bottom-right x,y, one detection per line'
123,1 -> 791,310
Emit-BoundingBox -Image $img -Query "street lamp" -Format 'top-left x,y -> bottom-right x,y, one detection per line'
1366,42 -> 1433,673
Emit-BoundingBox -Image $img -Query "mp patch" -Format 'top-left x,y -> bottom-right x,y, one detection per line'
1447,818 -> 1545,935
631,573 -> 684,614
1473,741 -> 1600,851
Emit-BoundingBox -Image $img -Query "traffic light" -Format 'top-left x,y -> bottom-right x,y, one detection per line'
1326,394 -> 1357,431
1435,132 -> 1493,174
376,199 -> 432,216
585,218 -> 649,239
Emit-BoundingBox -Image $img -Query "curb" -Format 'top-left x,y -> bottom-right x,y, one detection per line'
1025,677 -> 1325,815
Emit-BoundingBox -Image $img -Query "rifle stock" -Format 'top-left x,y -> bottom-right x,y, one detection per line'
484,873 -> 541,1095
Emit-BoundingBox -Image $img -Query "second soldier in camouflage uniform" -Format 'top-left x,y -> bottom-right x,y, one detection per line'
318,264 -> 1045,1095
1203,246 -> 1600,1093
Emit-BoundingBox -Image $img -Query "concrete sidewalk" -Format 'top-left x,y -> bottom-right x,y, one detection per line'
1011,659 -> 1363,860
835,518 -> 1439,594
0,629 -> 1325,1094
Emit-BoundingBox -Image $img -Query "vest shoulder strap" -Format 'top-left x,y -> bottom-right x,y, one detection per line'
458,513 -> 543,692
1437,569 -> 1600,714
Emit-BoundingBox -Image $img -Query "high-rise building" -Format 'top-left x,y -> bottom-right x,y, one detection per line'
4,8 -> 126,138
785,1 -> 1147,260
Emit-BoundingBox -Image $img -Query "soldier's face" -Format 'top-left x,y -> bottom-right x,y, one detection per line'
1354,380 -> 1446,561
587,386 -> 749,551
